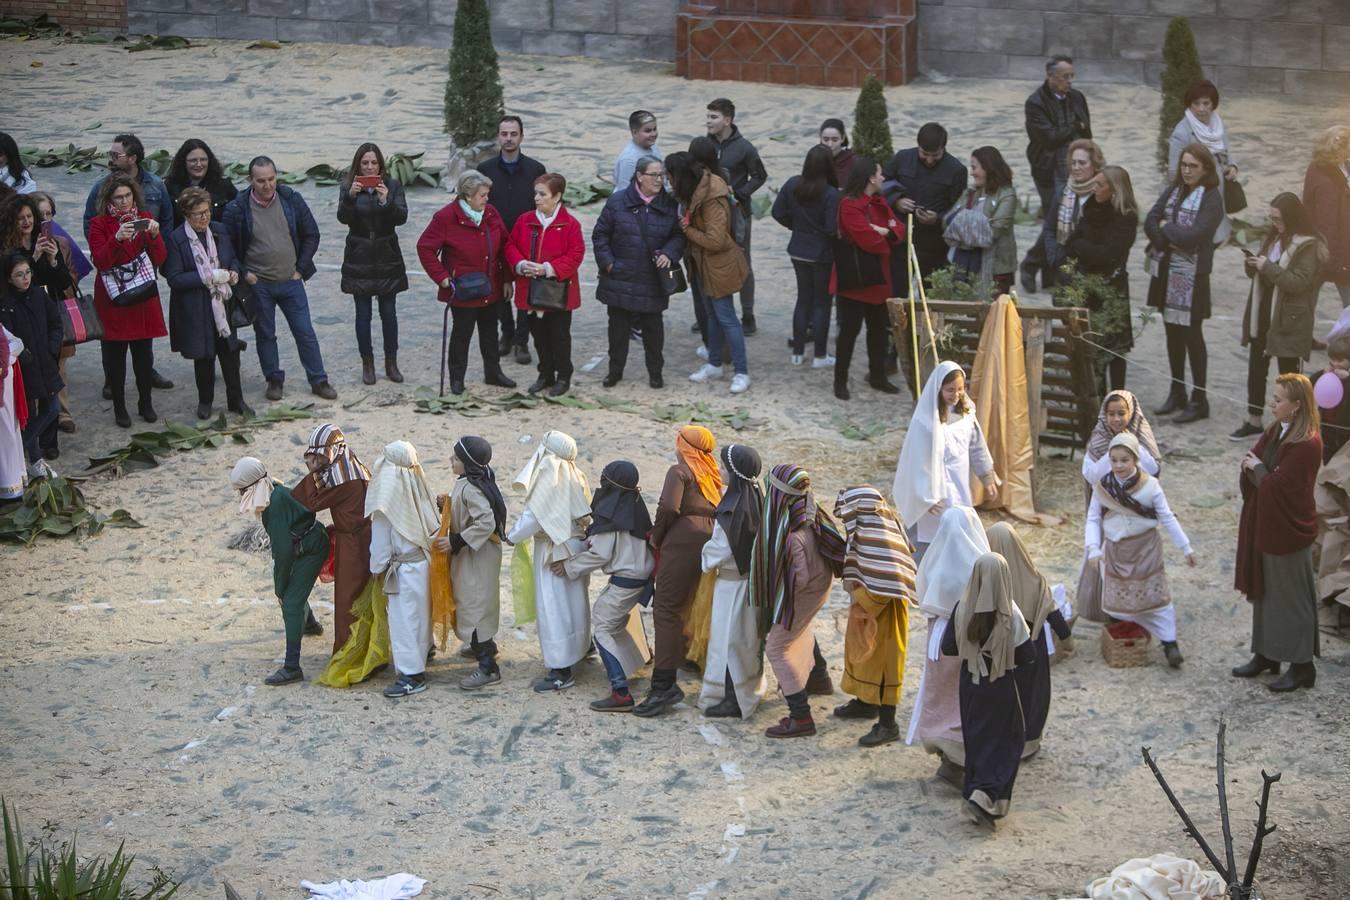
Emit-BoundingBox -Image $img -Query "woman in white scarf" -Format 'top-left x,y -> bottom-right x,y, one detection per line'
905,505 -> 990,783
509,430 -> 594,691
1168,79 -> 1237,243
228,456 -> 327,686
365,440 -> 439,698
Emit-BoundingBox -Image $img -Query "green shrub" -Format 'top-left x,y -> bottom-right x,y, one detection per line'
443,0 -> 504,146
851,75 -> 894,165
1158,17 -> 1203,171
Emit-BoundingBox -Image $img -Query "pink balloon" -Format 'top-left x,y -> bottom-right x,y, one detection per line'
1314,371 -> 1345,409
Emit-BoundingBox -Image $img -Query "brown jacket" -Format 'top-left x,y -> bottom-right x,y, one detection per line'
684,172 -> 748,299
1241,234 -> 1327,361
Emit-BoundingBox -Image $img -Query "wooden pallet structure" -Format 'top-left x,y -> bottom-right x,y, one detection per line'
887,297 -> 1099,451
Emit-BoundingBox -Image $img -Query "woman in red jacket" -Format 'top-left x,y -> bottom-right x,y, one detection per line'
506,173 -> 585,397
1234,372 -> 1323,692
416,170 -> 514,396
831,156 -> 903,401
89,173 -> 168,427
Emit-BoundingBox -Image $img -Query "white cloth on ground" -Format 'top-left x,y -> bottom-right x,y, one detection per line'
508,508 -> 591,668
370,514 -> 430,676
1073,853 -> 1226,900
698,521 -> 767,717
300,873 -> 426,900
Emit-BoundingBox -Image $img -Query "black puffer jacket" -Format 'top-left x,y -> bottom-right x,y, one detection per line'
337,177 -> 409,298
591,184 -> 686,314
0,283 -> 63,399
1024,81 -> 1092,182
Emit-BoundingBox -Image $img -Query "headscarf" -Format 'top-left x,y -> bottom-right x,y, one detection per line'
587,460 -> 653,539
749,464 -> 846,633
893,360 -> 964,530
833,485 -> 917,603
715,444 -> 764,576
305,423 -> 370,488
1098,432 -> 1155,519
985,522 -> 1055,635
1086,390 -> 1160,466
512,430 -> 592,545
915,505 -> 989,619
454,436 -> 506,539
363,440 -> 440,552
953,553 -> 1031,682
676,425 -> 723,506
229,456 -> 274,516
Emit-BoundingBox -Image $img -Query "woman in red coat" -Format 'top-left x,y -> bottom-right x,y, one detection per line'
1234,372 -> 1322,692
505,173 -> 585,397
415,170 -> 514,396
89,173 -> 168,427
831,156 -> 903,401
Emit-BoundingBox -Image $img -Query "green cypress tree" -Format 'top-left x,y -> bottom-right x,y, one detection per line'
851,75 -> 894,165
443,0 -> 505,147
1157,17 -> 1204,171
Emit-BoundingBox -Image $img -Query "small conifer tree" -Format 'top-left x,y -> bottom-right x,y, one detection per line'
851,75 -> 894,165
443,0 -> 505,147
1158,17 -> 1204,171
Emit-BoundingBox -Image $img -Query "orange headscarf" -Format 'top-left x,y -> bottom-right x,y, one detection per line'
677,425 -> 722,505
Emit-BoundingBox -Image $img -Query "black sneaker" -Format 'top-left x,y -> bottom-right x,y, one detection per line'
832,698 -> 879,720
264,666 -> 303,686
602,372 -> 622,388
383,675 -> 428,698
858,722 -> 901,747
1229,421 -> 1263,441
532,669 -> 575,692
648,373 -> 664,389
633,684 -> 685,717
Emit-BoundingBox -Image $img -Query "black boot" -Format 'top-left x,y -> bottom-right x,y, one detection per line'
834,378 -> 850,401
1154,385 -> 1187,416
138,393 -> 158,424
112,395 -> 132,429
1231,654 -> 1279,678
704,669 -> 742,718
1161,640 -> 1184,668
1268,661 -> 1315,693
1175,392 -> 1209,424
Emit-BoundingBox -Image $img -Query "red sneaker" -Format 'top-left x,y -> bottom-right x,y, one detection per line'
590,691 -> 635,712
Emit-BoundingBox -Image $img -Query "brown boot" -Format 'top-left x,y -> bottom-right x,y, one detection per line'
384,354 -> 404,383
361,355 -> 376,385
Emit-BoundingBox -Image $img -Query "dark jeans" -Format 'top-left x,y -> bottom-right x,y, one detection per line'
1245,336 -> 1300,415
498,299 -> 530,348
101,338 -> 155,405
22,394 -> 58,463
736,211 -> 755,317
1022,171 -> 1058,281
251,278 -> 328,385
791,258 -> 832,358
354,293 -> 398,357
448,303 -> 502,382
597,642 -> 628,692
835,297 -> 889,383
528,309 -> 573,383
192,336 -> 244,409
1164,321 -> 1208,397
691,272 -> 707,339
606,307 -> 664,378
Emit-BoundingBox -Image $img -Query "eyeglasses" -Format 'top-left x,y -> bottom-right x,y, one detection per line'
638,171 -> 664,179
186,209 -> 212,220
108,151 -> 127,161
1179,162 -> 1201,171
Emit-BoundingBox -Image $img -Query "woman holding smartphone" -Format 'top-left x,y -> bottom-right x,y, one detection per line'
338,142 -> 409,385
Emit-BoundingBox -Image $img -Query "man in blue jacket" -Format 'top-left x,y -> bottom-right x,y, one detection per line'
222,156 -> 337,401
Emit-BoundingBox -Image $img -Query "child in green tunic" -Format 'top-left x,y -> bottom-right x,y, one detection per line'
230,457 -> 329,685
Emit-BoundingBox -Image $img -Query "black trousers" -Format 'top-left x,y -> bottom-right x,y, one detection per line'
528,309 -> 573,383
606,307 -> 664,379
101,338 -> 154,406
1245,336 -> 1300,415
1022,171 -> 1057,276
1164,321 -> 1208,396
498,301 -> 530,348
835,297 -> 889,383
448,303 -> 502,382
192,336 -> 244,409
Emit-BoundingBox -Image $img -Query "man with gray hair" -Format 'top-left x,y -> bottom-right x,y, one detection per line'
222,156 -> 336,401
1020,55 -> 1091,292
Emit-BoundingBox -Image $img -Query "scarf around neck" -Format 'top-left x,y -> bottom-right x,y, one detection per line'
454,436 -> 506,538
716,443 -> 764,576
185,223 -> 231,338
1056,175 -> 1097,244
458,199 -> 484,226
1184,109 -> 1227,157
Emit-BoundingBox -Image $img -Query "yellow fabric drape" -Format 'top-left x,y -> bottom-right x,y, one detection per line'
969,294 -> 1061,526
427,498 -> 457,651
318,578 -> 391,688
841,585 -> 908,706
511,540 -> 536,626
683,569 -> 718,672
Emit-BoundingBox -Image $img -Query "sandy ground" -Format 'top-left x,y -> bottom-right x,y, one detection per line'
2,36 -> 1349,899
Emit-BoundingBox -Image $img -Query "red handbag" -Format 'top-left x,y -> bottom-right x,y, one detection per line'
318,525 -> 337,584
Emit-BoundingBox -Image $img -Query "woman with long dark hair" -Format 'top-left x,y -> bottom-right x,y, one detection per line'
339,141 -> 409,385
941,145 -> 1017,297
165,139 -> 237,227
772,144 -> 840,367
819,118 -> 856,189
0,133 -> 36,194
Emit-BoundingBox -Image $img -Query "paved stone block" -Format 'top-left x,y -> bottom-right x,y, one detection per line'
1212,64 -> 1285,93
1112,15 -> 1168,61
428,0 -> 458,27
552,0 -> 616,34
918,48 -> 1009,78
1079,0 -> 1148,11
154,12 -> 218,35
584,31 -> 658,60
1074,57 -> 1145,83
488,0 -> 548,32
188,0 -> 244,12
1285,68 -> 1350,95
916,0 -> 1072,8
368,0 -> 426,25
126,10 -> 160,32
1217,0 -> 1286,16
1250,21 -> 1322,70
1148,0 -> 1217,14
307,0 -> 367,22
491,26 -> 523,52
1282,0 -> 1350,25
1043,12 -> 1114,59
216,14 -> 278,38
396,22 -> 455,46
617,0 -> 676,36
1191,17 -> 1250,66
335,19 -> 400,44
248,0 -> 306,15
1007,54 -> 1048,80
1325,26 -> 1350,71
129,0 -> 187,14
276,16 -> 337,40
919,6 -> 1042,54
643,33 -> 674,60
522,29 -> 585,56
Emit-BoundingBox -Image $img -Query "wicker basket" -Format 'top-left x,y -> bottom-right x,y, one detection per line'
1100,624 -> 1153,668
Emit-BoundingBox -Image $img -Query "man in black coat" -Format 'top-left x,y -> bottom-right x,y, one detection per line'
883,122 -> 968,293
1021,55 -> 1092,292
476,115 -> 546,364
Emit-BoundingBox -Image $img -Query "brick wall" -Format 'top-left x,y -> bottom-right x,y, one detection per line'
0,0 -> 126,29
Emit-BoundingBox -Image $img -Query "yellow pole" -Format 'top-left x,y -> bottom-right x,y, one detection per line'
910,238 -> 938,365
906,212 -> 920,393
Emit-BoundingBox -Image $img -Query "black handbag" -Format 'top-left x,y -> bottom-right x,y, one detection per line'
1223,178 -> 1248,214
452,224 -> 494,301
636,205 -> 686,295
525,229 -> 569,311
227,280 -> 257,329
831,235 -> 885,292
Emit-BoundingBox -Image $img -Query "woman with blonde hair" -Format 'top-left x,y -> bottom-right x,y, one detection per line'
1302,125 -> 1350,310
1234,372 -> 1323,692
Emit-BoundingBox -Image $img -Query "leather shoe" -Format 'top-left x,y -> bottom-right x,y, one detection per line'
196,402 -> 212,420
1232,655 -> 1279,678
361,355 -> 376,385
527,377 -> 555,395
741,314 -> 757,336
138,398 -> 158,423
229,400 -> 256,418
1154,388 -> 1187,417
602,372 -> 622,388
449,378 -> 465,395
497,335 -> 513,357
384,355 -> 404,383
833,699 -> 879,720
1162,640 -> 1184,668
765,716 -> 816,738
868,377 -> 900,394
514,344 -> 531,365
633,684 -> 685,718
858,722 -> 900,747
703,696 -> 741,718
265,379 -> 284,401
150,369 -> 174,390
1268,663 -> 1315,693
834,380 -> 851,401
1019,264 -> 1038,294
548,380 -> 570,397
113,405 -> 132,428
649,374 -> 664,389
311,381 -> 338,400
485,372 -> 517,389
1174,397 -> 1209,424
57,418 -> 76,434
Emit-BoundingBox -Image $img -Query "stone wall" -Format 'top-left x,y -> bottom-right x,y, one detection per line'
916,0 -> 1349,95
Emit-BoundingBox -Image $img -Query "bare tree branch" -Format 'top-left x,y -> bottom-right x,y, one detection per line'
1241,769 -> 1282,891
1215,721 -> 1238,891
1141,745 -> 1231,880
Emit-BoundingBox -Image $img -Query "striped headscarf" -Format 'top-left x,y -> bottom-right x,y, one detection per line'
305,423 -> 370,488
749,464 -> 846,635
676,425 -> 723,506
833,485 -> 917,604
1086,390 -> 1160,466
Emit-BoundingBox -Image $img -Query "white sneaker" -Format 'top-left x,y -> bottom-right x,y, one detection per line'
689,364 -> 723,383
696,345 -> 709,361
790,354 -> 803,366
729,373 -> 751,394
811,355 -> 836,369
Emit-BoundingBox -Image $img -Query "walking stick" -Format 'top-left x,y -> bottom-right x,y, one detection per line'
906,213 -> 921,394
439,300 -> 451,397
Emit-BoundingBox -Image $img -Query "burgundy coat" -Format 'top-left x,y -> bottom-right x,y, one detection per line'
88,211 -> 168,342
831,193 -> 904,304
1235,427 -> 1322,599
415,201 -> 509,308
505,206 -> 585,312
1302,161 -> 1350,281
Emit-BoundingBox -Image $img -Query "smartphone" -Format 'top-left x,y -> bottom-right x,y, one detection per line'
132,219 -> 152,233
355,175 -> 383,189
1241,248 -> 1254,258
39,221 -> 53,241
